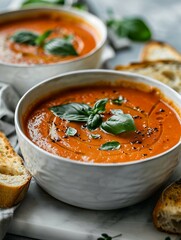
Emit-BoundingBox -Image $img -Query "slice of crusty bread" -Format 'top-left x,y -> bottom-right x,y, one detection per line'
115,60 -> 181,94
0,131 -> 31,208
140,41 -> 181,62
153,179 -> 181,234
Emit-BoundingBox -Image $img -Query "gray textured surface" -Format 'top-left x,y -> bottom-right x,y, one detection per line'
4,235 -> 35,240
87,0 -> 181,68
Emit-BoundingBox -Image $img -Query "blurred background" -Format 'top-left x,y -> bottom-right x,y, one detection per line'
0,0 -> 181,68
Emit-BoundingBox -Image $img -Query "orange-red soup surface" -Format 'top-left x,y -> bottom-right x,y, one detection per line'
0,13 -> 97,65
24,84 -> 181,163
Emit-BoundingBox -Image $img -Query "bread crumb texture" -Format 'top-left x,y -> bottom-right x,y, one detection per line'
115,60 -> 181,94
0,131 -> 31,208
153,179 -> 181,234
141,41 -> 181,62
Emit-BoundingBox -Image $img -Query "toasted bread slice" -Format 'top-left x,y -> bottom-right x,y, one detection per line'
115,60 -> 181,94
0,131 -> 31,208
153,179 -> 181,234
140,41 -> 181,62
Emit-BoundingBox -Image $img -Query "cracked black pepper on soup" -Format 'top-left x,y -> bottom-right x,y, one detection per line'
23,82 -> 181,163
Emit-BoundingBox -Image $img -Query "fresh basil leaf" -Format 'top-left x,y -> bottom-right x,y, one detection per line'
66,127 -> 77,136
107,19 -> 128,38
112,96 -> 124,105
110,109 -> 123,115
101,234 -> 110,238
107,17 -> 152,42
44,37 -> 78,56
11,31 -> 38,45
90,134 -> 101,139
22,0 -> 88,10
101,114 -> 136,135
107,19 -> 116,28
92,98 -> 108,114
87,113 -> 102,130
72,2 -> 88,11
22,0 -> 65,7
121,18 -> 152,41
99,141 -> 121,151
50,103 -> 91,122
35,30 -> 52,46
97,232 -> 122,240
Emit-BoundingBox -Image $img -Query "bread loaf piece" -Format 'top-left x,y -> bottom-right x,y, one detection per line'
140,41 -> 181,62
153,179 -> 181,234
115,60 -> 181,94
0,131 -> 31,208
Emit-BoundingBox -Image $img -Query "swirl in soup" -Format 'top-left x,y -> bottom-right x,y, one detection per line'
24,83 -> 181,163
0,12 -> 97,65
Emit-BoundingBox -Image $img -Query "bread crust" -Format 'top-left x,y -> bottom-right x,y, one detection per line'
115,59 -> 181,70
140,41 -> 181,62
115,60 -> 181,94
0,131 -> 31,208
153,179 -> 181,234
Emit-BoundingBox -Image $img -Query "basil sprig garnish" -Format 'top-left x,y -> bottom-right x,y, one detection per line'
35,30 -> 53,46
99,141 -> 121,151
50,98 -> 136,135
21,0 -> 87,11
44,37 -> 78,56
92,98 -> 108,114
107,17 -> 152,41
50,98 -> 136,151
50,103 -> 91,122
11,31 -> 39,45
110,109 -> 123,115
87,113 -> 102,130
90,134 -> 101,139
101,114 -> 136,135
11,30 -> 52,46
50,99 -> 108,130
22,0 -> 65,7
11,30 -> 78,56
111,96 -> 125,105
66,127 -> 77,136
86,98 -> 108,130
97,233 -> 122,240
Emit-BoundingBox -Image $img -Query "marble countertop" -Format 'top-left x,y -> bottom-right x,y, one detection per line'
2,0 -> 181,239
5,162 -> 181,240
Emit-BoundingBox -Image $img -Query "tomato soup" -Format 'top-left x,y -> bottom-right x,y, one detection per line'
0,12 -> 97,65
24,84 -> 181,163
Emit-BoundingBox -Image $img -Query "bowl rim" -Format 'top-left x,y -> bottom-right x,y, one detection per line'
15,69 -> 181,167
0,6 -> 107,68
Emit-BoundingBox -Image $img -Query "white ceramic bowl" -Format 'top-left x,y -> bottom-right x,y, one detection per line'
15,70 -> 181,210
0,7 -> 107,96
